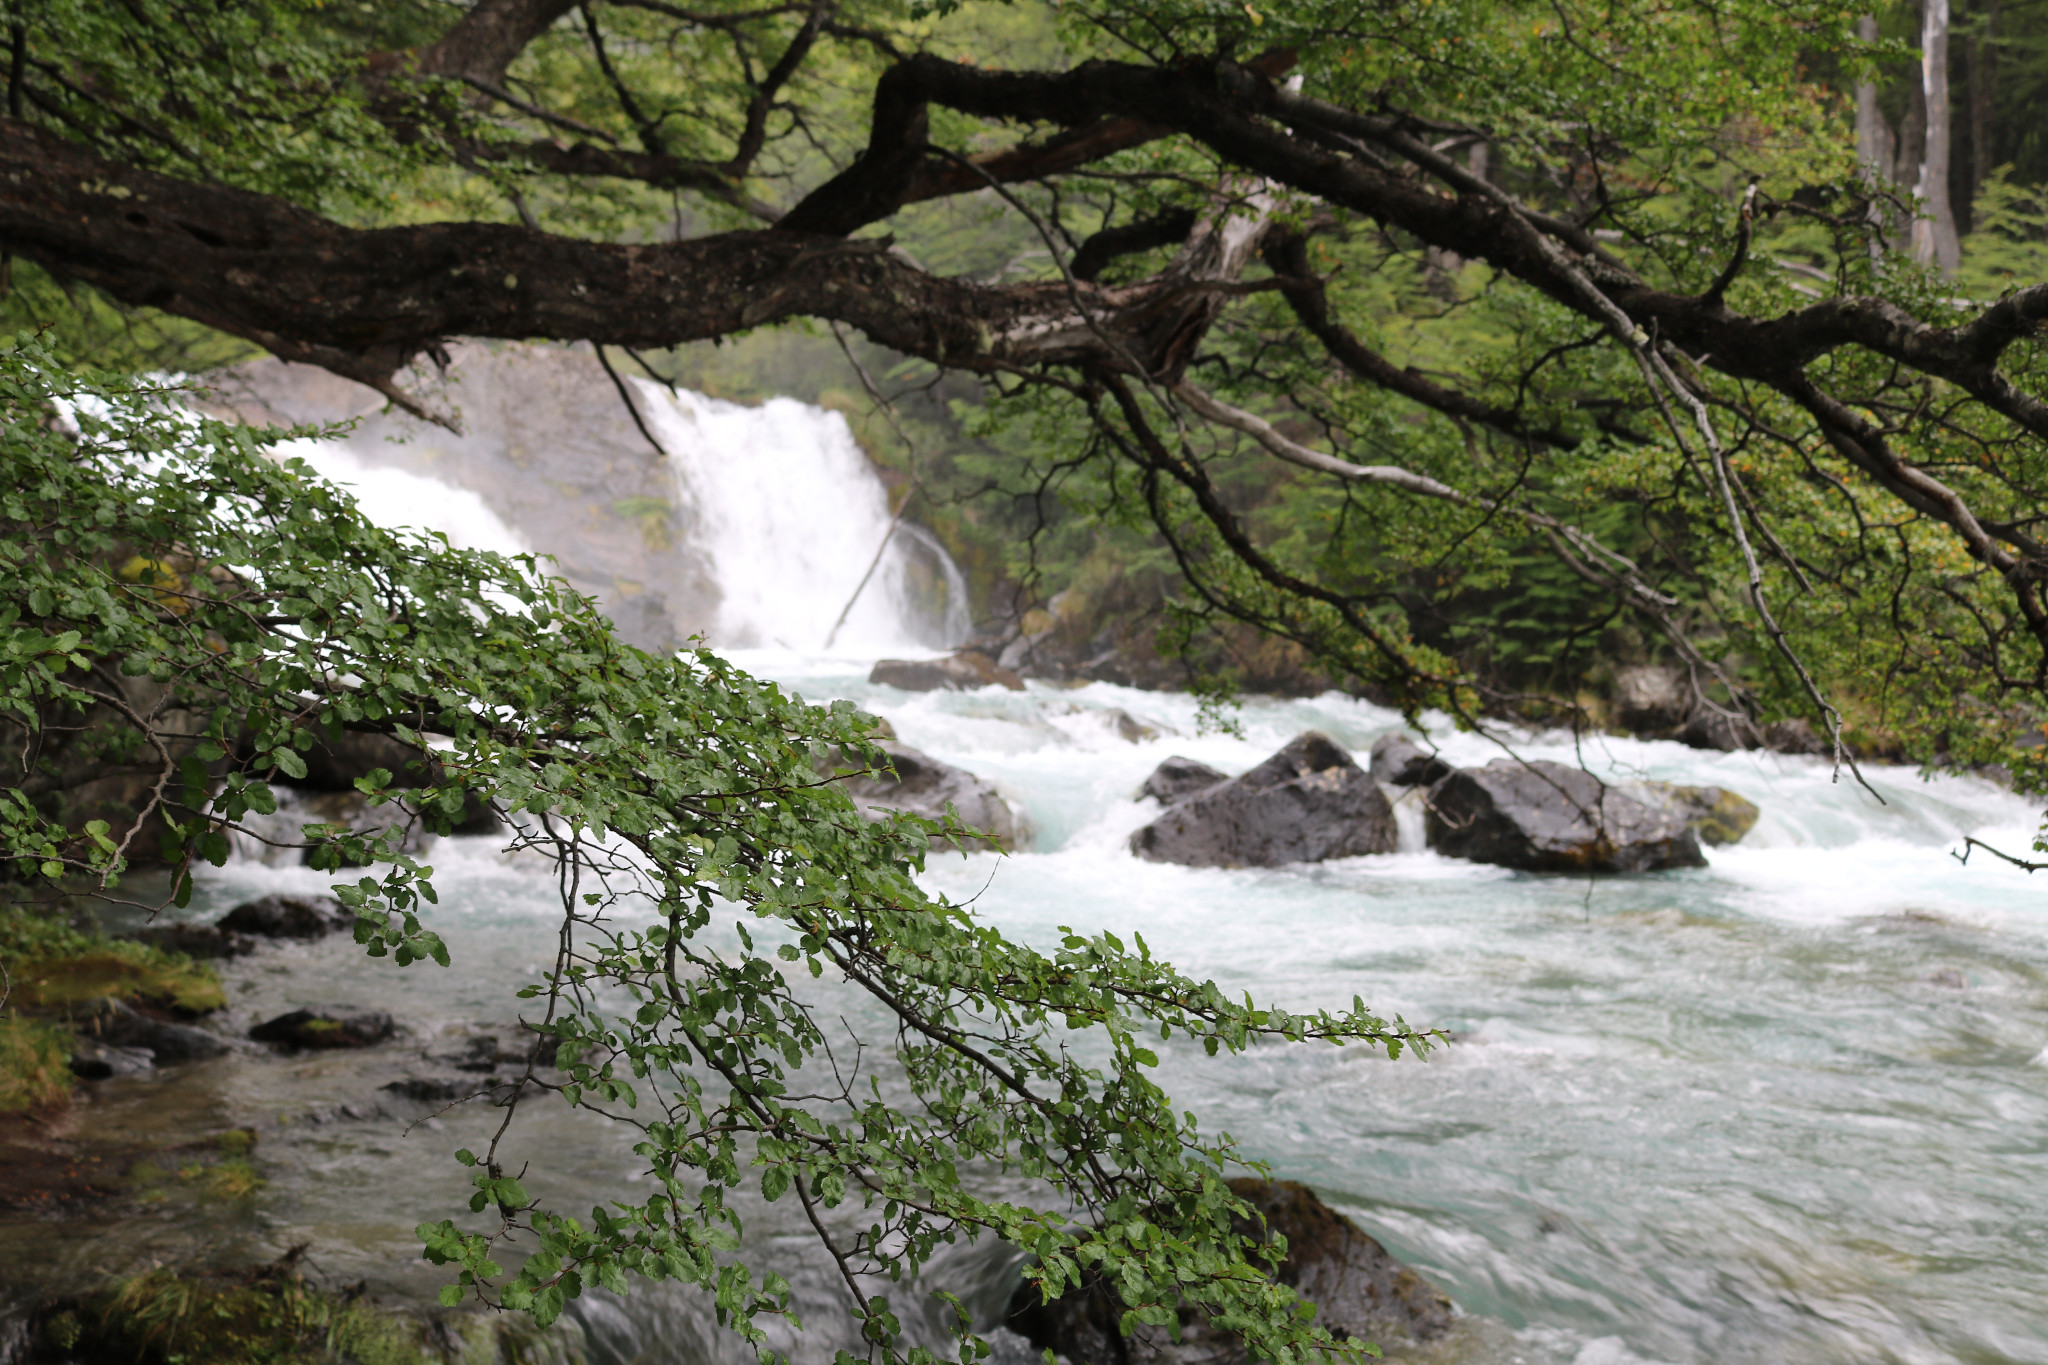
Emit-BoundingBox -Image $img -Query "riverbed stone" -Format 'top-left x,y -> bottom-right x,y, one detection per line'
1628,781 -> 1761,847
1426,760 -> 1705,872
121,922 -> 256,960
869,651 -> 1026,692
218,894 -> 352,939
1137,755 -> 1227,805
1130,732 -> 1396,867
825,740 -> 1024,851
1611,665 -> 1688,733
249,1008 -> 395,1050
1005,1178 -> 1453,1361
1368,732 -> 1452,787
68,1039 -> 157,1079
79,997 -> 230,1063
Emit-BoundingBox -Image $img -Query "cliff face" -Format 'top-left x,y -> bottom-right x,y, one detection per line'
202,342 -> 723,654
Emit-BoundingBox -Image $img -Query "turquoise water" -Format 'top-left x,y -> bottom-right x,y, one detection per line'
16,654 -> 2048,1365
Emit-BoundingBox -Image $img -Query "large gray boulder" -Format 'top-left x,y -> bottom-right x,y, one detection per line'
1137,756 -> 1227,805
1130,733 -> 1396,868
1368,732 -> 1451,787
869,651 -> 1025,692
218,893 -> 352,939
828,740 -> 1024,851
1005,1178 -> 1453,1361
1426,760 -> 1705,872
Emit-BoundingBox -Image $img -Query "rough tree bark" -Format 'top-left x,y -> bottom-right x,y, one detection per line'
6,7 -> 2048,671
1914,0 -> 1964,271
1855,15 -> 1896,187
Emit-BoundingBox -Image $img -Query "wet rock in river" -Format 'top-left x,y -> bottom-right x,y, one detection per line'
121,921 -> 256,960
1006,1178 -> 1452,1361
249,1008 -> 394,1050
1425,760 -> 1705,872
1627,781 -> 1760,847
1611,664 -> 1688,733
869,651 -> 1026,692
1368,732 -> 1451,787
1130,732 -> 1396,868
217,894 -> 352,940
380,1075 -> 515,1105
79,997 -> 230,1063
1136,755 -> 1227,805
68,1039 -> 156,1079
825,740 -> 1024,851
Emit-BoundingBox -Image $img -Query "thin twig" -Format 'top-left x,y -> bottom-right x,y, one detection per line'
593,345 -> 668,456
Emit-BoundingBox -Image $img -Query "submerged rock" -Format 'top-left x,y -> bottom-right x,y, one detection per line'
121,922 -> 256,960
1137,755 -> 1227,805
1130,733 -> 1396,868
1629,782 -> 1761,847
218,894 -> 352,940
827,740 -> 1024,851
1426,760 -> 1705,872
1368,732 -> 1451,787
249,1008 -> 395,1050
78,997 -> 230,1063
1101,708 -> 1159,744
869,651 -> 1025,692
68,1039 -> 156,1079
1005,1178 -> 1453,1361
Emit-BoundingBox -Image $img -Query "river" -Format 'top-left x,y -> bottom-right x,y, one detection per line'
8,363 -> 2047,1365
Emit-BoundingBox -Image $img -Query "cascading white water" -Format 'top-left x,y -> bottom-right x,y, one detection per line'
82,660 -> 2048,1365
638,381 -> 969,654
269,436 -> 532,556
219,343 -> 970,655
34,369 -> 2046,1364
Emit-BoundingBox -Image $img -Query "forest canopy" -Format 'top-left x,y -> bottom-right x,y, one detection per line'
4,0 -> 2046,792
5,0 -> 2048,1352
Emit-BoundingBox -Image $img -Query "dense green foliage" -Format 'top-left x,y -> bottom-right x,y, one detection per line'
1,340 -> 1432,1357
3,0 -> 2047,1348
6,0 -> 2047,770
40,1262 -> 506,1365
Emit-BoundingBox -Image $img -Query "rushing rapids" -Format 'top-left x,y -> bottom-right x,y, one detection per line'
7,376 -> 2048,1365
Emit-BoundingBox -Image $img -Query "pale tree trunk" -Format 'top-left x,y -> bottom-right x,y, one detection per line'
1913,0 -> 1964,271
1855,15 -> 1896,180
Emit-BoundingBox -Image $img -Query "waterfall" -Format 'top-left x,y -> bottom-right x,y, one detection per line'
211,342 -> 970,656
637,381 -> 969,654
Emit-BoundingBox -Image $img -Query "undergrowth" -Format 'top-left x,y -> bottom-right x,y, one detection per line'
0,902 -> 223,1013
0,1013 -> 71,1113
37,1264 -> 550,1365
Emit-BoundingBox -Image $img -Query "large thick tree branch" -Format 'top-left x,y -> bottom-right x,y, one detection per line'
0,121 -> 1238,410
416,0 -> 582,88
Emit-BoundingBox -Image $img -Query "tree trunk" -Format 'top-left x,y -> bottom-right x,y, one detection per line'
1913,0 -> 1963,271
1969,0 -> 1998,199
1855,15 -> 1896,183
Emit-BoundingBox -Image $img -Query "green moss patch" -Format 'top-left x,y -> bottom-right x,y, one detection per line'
0,1014 -> 72,1114
32,1262 -> 570,1365
53,1267 -> 438,1365
1,906 -> 224,1014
